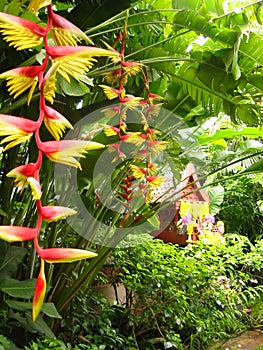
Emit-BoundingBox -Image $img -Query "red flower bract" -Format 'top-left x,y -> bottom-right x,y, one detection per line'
38,247 -> 98,263
0,226 -> 38,242
32,259 -> 46,321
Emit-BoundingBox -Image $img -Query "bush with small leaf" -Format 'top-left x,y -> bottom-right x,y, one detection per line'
24,337 -> 77,350
57,289 -> 137,350
107,235 -> 263,349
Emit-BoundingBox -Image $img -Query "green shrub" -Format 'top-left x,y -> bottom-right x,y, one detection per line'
0,335 -> 12,350
218,176 -> 263,241
110,235 -> 263,349
24,337 -> 77,350
57,289 -> 137,349
53,235 -> 263,349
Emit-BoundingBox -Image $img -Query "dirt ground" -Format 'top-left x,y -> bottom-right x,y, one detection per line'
208,330 -> 263,350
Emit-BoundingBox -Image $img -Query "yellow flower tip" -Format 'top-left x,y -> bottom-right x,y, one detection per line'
27,177 -> 42,200
146,176 -> 163,188
47,46 -> 119,82
42,62 -> 60,105
32,259 -> 46,322
27,78 -> 38,105
1,133 -> 33,152
99,85 -> 120,100
130,165 -> 145,179
51,13 -> 94,46
28,0 -> 52,14
104,127 -> 117,137
43,105 -> 73,140
105,71 -> 119,85
0,66 -> 41,104
0,225 -> 38,243
122,62 -> 143,76
101,41 -> 120,63
41,206 -> 77,222
0,12 -> 46,50
40,140 -> 105,169
147,140 -> 168,154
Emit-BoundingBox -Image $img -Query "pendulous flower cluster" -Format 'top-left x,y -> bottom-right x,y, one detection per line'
99,18 -> 166,207
0,0 -> 119,321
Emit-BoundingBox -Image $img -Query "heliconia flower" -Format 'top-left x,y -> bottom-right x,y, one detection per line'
46,46 -> 120,82
104,122 -> 127,137
50,12 -> 94,46
99,85 -> 122,100
28,0 -> 52,14
130,165 -> 146,179
39,140 -> 105,169
0,12 -> 46,50
42,62 -> 60,104
32,258 -> 46,322
118,192 -> 131,201
146,176 -> 163,188
0,114 -> 38,150
139,128 -> 161,140
43,105 -> 73,140
130,163 -> 158,179
7,163 -> 37,189
146,140 -> 168,154
7,163 -> 41,199
40,205 -> 76,222
104,125 -> 120,137
145,162 -> 157,176
148,93 -> 165,101
105,70 -> 120,85
37,247 -> 98,263
27,177 -> 42,200
119,132 -> 141,142
119,96 -> 144,107
121,61 -> 143,76
0,225 -> 38,242
0,66 -> 42,105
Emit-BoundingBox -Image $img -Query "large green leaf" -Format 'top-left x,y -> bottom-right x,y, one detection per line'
209,185 -> 225,215
239,32 -> 263,67
173,10 -> 239,45
8,309 -> 55,338
197,127 -> 263,145
242,158 -> 263,174
173,9 -> 263,68
174,61 -> 232,115
0,278 -> 36,299
0,243 -> 27,279
5,300 -> 62,319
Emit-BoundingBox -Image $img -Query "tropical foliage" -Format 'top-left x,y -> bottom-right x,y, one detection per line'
56,236 -> 263,349
0,0 -> 262,348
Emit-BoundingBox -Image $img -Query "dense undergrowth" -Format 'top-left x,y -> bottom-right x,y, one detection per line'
4,234 -> 263,350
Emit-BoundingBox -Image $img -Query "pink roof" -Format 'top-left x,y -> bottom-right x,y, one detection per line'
152,162 -> 209,206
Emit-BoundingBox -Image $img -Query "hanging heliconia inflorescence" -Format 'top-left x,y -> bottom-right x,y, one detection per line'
0,0 -> 120,321
98,13 -> 167,210
0,0 -> 168,320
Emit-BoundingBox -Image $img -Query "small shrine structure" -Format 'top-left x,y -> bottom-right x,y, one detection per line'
151,162 -> 223,245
